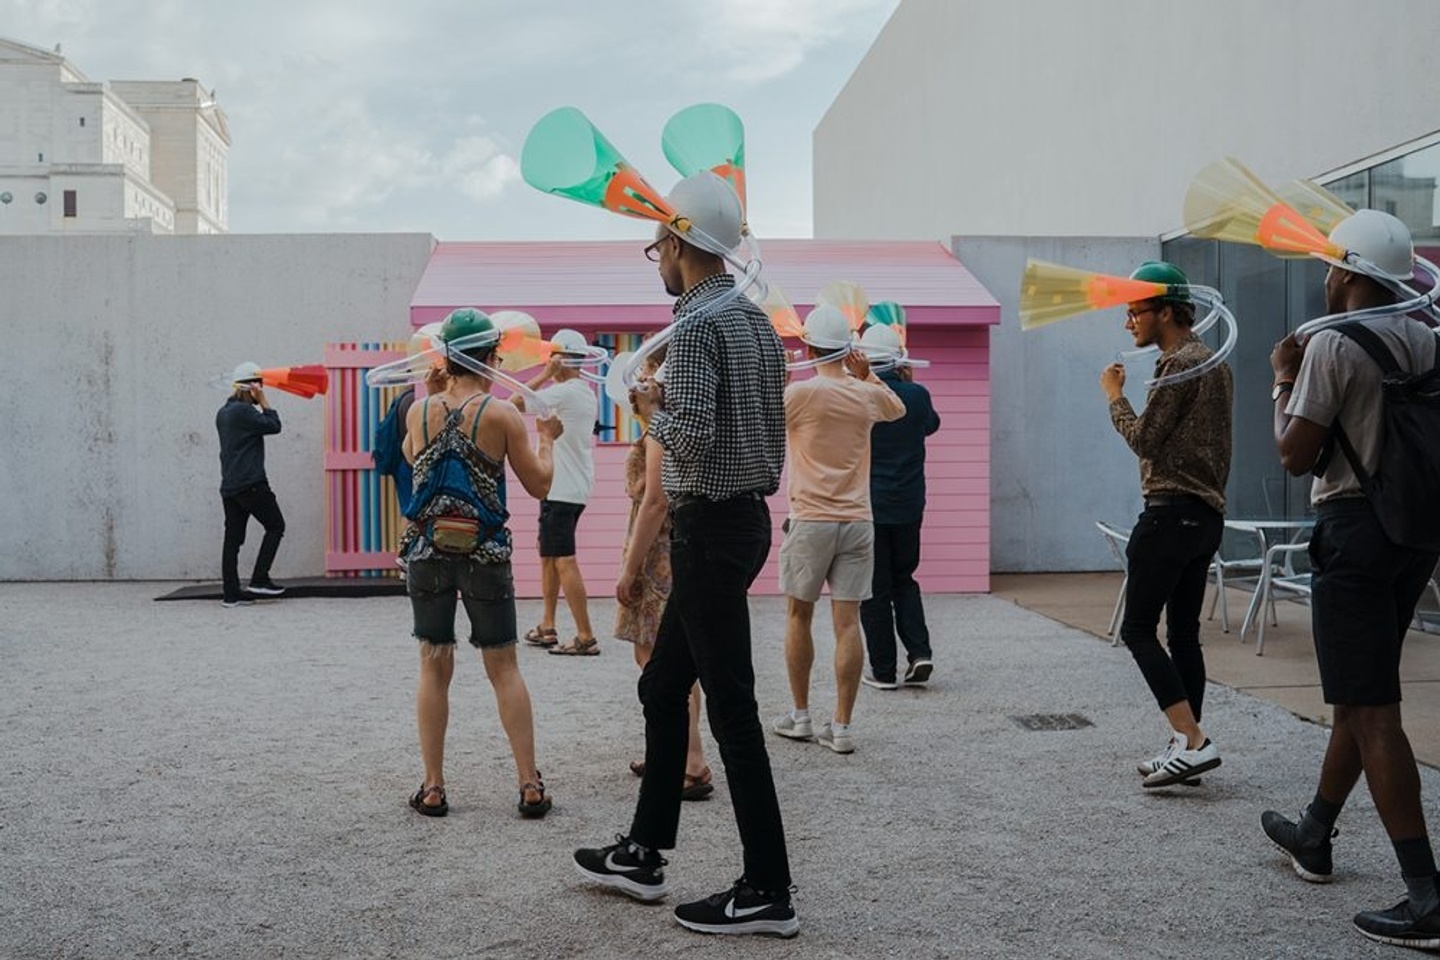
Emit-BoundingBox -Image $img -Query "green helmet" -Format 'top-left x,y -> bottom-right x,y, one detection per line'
1129,261 -> 1191,303
439,307 -> 496,344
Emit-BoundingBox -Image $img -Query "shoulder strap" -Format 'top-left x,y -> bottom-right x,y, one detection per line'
470,395 -> 492,444
1328,323 -> 1390,493
1334,322 -> 1403,376
421,396 -> 432,447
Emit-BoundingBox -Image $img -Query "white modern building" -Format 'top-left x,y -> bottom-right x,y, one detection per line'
815,0 -> 1440,571
0,36 -> 229,235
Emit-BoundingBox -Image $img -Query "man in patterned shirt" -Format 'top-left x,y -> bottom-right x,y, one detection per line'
1101,260 -> 1232,790
573,172 -> 798,938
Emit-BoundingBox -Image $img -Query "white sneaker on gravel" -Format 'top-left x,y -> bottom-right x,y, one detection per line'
1142,732 -> 1220,788
816,722 -> 855,754
1136,737 -> 1179,776
772,712 -> 813,740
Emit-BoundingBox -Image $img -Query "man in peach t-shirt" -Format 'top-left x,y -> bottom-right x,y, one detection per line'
771,305 -> 905,754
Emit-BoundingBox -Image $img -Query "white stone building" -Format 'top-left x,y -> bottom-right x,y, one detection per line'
0,36 -> 229,235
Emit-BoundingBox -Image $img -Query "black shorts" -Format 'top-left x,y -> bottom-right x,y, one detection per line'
1310,499 -> 1438,705
538,500 -> 585,557
407,558 -> 517,648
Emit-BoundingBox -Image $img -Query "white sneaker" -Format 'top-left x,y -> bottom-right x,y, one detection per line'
1136,737 -> 1178,776
816,722 -> 855,754
1142,732 -> 1221,788
772,712 -> 813,740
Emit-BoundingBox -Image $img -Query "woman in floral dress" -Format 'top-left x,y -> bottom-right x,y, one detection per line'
614,349 -> 713,800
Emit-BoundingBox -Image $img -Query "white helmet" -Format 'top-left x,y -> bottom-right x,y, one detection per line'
665,171 -> 743,254
231,361 -> 263,385
550,328 -> 588,356
859,323 -> 903,360
1322,209 -> 1414,281
802,304 -> 854,353
409,322 -> 443,357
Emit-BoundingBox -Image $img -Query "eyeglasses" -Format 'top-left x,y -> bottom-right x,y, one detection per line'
1125,306 -> 1161,322
643,237 -> 669,262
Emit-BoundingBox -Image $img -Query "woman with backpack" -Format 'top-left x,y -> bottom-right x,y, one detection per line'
401,308 -> 564,819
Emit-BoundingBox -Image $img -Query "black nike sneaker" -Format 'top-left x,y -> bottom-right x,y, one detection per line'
573,835 -> 670,902
673,877 -> 800,938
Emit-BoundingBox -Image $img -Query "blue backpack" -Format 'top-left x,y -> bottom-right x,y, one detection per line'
372,387 -> 413,478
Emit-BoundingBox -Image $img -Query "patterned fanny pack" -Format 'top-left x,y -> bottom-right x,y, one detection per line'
427,516 -> 482,554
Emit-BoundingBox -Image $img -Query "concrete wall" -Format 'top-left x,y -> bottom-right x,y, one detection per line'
817,0 -> 1440,239
0,233 -> 434,580
953,236 -> 1157,572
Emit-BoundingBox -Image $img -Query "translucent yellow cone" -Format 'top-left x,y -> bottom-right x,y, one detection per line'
1183,157 -> 1344,259
1275,178 -> 1355,237
759,283 -> 804,339
1019,260 -> 1167,330
818,281 -> 870,332
490,310 -> 554,372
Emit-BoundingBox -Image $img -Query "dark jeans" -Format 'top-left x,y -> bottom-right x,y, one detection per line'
630,495 -> 791,891
860,520 -> 932,681
221,482 -> 285,600
1120,501 -> 1223,719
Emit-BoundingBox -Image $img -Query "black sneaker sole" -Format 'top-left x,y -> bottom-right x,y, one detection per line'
1353,925 -> 1440,950
674,915 -> 800,938
573,861 -> 670,902
1142,756 -> 1221,789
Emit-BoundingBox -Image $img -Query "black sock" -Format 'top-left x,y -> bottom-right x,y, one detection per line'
1394,838 -> 1438,889
1308,792 -> 1343,830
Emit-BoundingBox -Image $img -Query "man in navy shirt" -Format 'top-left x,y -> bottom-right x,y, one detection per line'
216,362 -> 287,607
858,356 -> 941,689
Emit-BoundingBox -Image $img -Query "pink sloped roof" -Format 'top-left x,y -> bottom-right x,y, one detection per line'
409,239 -> 999,328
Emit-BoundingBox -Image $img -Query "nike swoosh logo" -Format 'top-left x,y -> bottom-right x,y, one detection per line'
604,852 -> 640,874
724,899 -> 773,919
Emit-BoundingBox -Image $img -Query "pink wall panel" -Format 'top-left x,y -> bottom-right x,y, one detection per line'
495,326 -> 992,602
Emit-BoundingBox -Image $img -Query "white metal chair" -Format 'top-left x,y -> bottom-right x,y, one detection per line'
1243,540 -> 1313,656
1095,521 -> 1131,646
1206,523 -> 1271,633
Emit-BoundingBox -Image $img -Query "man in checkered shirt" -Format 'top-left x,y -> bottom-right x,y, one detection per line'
573,172 -> 799,938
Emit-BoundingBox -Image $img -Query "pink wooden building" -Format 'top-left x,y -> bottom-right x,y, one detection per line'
405,239 -> 999,597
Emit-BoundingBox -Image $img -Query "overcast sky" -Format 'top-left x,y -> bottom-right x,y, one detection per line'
4,0 -> 900,240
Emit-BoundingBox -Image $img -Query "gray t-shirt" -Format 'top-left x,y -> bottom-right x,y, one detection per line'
1287,316 -> 1438,504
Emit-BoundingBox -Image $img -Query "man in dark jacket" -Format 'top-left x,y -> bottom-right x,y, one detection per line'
216,362 -> 287,607
856,346 -> 942,690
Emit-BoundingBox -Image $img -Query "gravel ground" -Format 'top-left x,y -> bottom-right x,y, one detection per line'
1,582 -> 1435,959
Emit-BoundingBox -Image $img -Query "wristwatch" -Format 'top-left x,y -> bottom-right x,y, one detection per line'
1271,381 -> 1294,401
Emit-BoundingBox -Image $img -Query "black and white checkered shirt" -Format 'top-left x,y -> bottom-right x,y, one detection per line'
650,273 -> 787,500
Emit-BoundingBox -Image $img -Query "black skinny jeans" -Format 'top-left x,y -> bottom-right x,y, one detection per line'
1120,501 -> 1223,719
630,495 -> 791,891
860,520 -> 933,681
221,481 -> 286,598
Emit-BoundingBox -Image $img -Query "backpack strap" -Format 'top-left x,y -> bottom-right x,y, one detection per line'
1327,322 -> 1401,494
470,395 -> 492,444
421,396 -> 432,447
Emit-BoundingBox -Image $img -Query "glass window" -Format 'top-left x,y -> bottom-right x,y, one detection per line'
1370,141 -> 1440,241
1326,170 -> 1368,212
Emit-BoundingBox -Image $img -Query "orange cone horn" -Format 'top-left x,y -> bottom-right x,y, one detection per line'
1020,260 -> 1167,330
259,364 -> 328,398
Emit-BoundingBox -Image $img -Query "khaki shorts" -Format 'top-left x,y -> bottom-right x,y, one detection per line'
779,519 -> 875,603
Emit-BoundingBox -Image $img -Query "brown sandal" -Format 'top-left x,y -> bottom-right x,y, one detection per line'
548,636 -> 600,656
523,626 -> 559,647
409,783 -> 448,817
681,766 -> 714,802
518,772 -> 552,819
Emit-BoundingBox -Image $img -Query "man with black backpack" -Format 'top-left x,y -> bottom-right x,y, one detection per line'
1264,209 -> 1440,950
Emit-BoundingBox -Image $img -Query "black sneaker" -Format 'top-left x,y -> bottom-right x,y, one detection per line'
1261,810 -> 1335,883
573,835 -> 670,902
903,658 -> 934,685
221,593 -> 257,608
673,878 -> 800,938
1353,896 -> 1440,950
247,580 -> 286,597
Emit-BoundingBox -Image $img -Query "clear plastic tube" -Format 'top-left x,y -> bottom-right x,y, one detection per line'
1113,285 -> 1238,389
616,230 -> 766,392
364,329 -> 554,416
1295,255 -> 1440,340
